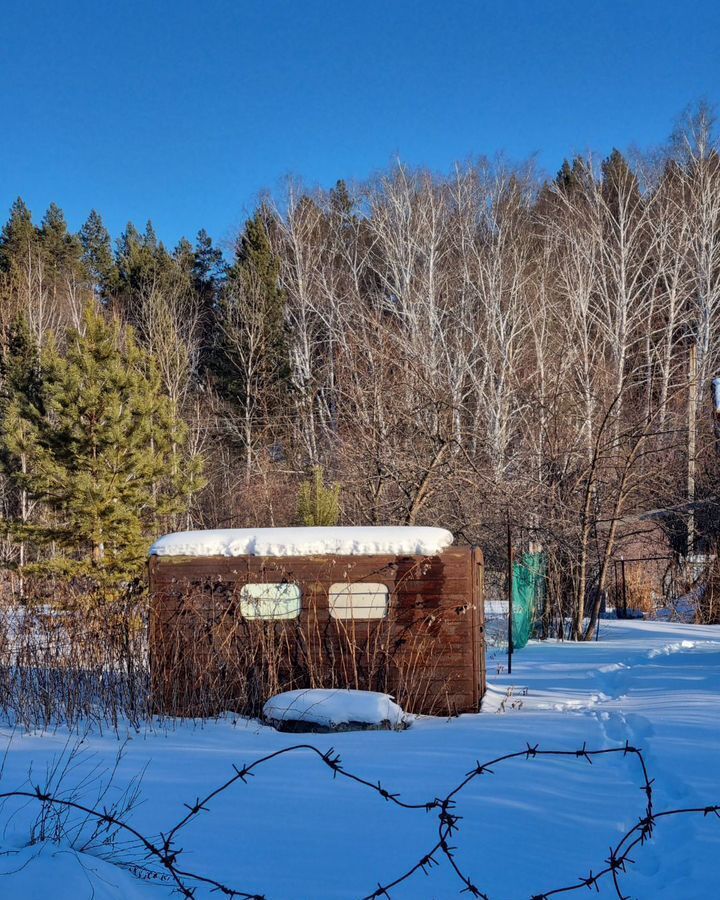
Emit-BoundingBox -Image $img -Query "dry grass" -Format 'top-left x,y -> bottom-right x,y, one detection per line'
151,578 -> 458,720
609,565 -> 656,617
0,567 -> 461,730
697,555 -> 720,624
0,592 -> 150,732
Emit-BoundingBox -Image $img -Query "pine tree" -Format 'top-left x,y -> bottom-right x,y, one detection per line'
555,156 -> 592,194
233,208 -> 282,294
330,179 -> 354,220
193,229 -> 224,293
11,306 -> 205,588
116,220 -> 174,296
601,149 -> 641,214
0,314 -> 44,411
79,210 -> 117,299
190,230 -> 225,373
212,208 -> 289,423
222,208 -> 288,382
297,467 -> 341,527
0,198 -> 37,274
0,316 -> 45,588
38,203 -> 86,286
173,237 -> 195,280
193,229 -> 224,315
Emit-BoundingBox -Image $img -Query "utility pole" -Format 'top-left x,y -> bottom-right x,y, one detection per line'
688,342 -> 697,557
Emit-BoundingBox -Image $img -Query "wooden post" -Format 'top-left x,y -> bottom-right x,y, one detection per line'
507,515 -> 514,675
688,342 -> 697,556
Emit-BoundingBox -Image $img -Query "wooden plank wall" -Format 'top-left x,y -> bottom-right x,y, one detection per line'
149,547 -> 485,717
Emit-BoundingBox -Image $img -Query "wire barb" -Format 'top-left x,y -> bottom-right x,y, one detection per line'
0,739 -> 717,900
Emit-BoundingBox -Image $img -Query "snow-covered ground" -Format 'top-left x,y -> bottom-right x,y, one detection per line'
1,619 -> 718,899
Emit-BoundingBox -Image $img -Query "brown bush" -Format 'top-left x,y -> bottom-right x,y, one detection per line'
151,579 -> 458,720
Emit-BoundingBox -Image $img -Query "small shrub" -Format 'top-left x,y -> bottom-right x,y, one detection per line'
297,466 -> 341,526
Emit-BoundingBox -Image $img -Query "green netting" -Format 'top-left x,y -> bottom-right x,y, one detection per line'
512,552 -> 547,650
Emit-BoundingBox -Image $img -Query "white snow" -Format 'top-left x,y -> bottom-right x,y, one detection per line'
647,638 -> 696,657
1,619 -> 719,899
263,688 -> 406,729
149,525 -> 454,558
0,841 -> 151,900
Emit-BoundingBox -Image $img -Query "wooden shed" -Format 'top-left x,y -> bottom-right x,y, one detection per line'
149,526 -> 485,718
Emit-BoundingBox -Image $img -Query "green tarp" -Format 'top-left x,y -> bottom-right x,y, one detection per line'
512,552 -> 546,650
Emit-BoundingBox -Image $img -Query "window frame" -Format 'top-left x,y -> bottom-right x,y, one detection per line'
328,582 -> 390,621
239,581 -> 302,620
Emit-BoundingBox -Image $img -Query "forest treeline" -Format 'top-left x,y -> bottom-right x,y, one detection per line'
1,108 -> 720,637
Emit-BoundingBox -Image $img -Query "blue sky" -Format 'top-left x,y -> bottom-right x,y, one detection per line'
2,0 -> 719,250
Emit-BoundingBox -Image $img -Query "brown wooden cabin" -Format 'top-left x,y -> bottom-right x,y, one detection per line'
149,534 -> 485,718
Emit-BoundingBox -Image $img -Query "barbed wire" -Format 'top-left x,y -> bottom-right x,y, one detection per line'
0,739 -> 718,899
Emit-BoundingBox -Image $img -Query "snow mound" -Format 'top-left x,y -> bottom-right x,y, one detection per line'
0,840 -> 155,899
150,525 -> 454,558
647,640 -> 696,658
263,689 -> 407,731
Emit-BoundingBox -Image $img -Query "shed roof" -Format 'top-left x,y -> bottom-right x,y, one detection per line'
150,526 -> 454,559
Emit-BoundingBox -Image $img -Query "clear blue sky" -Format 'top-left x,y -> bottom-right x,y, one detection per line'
2,0 -> 719,250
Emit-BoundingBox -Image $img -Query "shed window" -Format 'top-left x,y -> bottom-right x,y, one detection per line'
240,583 -> 301,620
329,583 -> 389,620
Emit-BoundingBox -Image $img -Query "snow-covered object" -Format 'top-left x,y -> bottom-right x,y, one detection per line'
713,377 -> 720,414
263,688 -> 407,730
0,840 -> 153,899
150,525 -> 453,558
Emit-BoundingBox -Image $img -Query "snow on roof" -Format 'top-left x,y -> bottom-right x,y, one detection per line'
263,688 -> 406,729
149,525 -> 454,558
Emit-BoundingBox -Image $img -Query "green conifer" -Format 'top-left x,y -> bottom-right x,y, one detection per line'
80,210 -> 117,299
173,237 -> 195,279
601,149 -> 641,212
211,209 -> 290,446
38,203 -> 86,285
0,317 -> 45,587
0,198 -> 37,274
9,306 -> 204,588
193,229 -> 225,294
297,466 -> 341,527
116,220 -> 174,295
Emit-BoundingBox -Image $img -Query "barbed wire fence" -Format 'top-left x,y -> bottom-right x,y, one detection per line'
0,738 -> 717,899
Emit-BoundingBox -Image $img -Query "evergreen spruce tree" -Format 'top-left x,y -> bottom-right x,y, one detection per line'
233,208 -> 283,295
193,229 -> 225,294
173,237 -> 195,280
214,208 -> 289,403
297,467 -> 341,527
11,306 -> 204,589
329,179 -> 354,220
555,159 -> 574,190
601,149 -> 641,214
79,210 -> 117,299
191,229 -> 225,373
555,156 -> 592,194
0,316 -> 45,582
0,198 -> 37,274
116,220 -> 174,296
38,203 -> 86,288
0,314 -> 44,412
